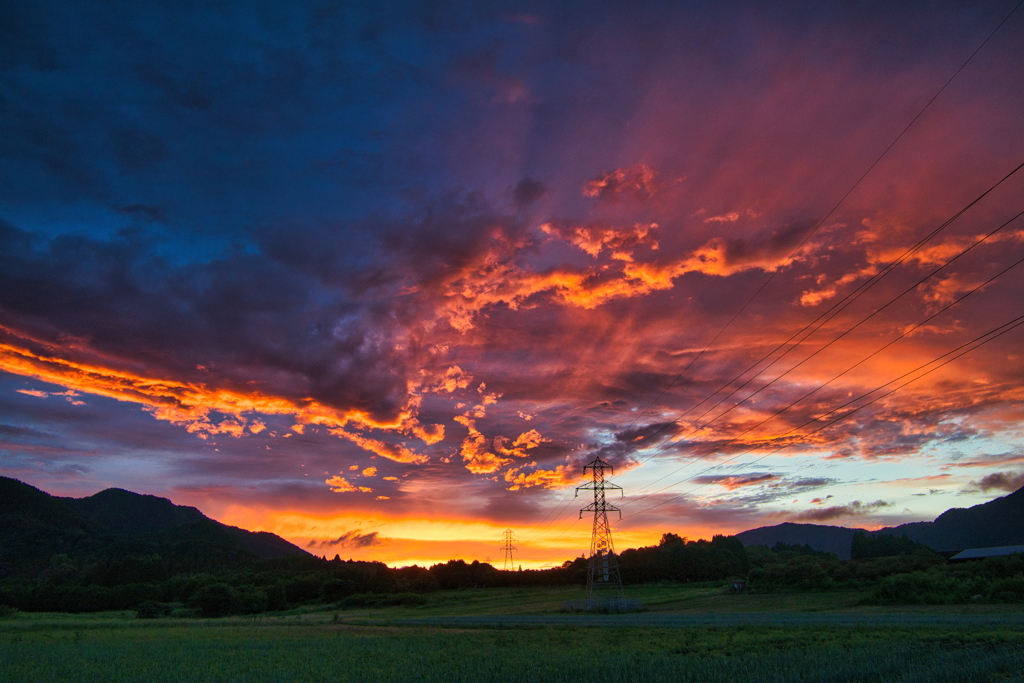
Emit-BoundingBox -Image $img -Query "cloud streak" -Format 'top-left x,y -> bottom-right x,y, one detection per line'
791,500 -> 893,522
309,531 -> 383,549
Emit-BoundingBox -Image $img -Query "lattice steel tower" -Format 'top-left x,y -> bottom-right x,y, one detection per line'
576,456 -> 624,604
501,528 -> 517,571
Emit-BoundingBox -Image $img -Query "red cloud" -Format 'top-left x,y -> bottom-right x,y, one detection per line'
692,473 -> 778,490
582,165 -> 661,203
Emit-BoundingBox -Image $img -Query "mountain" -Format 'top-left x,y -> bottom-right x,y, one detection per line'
734,522 -> 865,559
735,487 -> 1024,559
0,477 -> 308,577
64,487 -> 207,536
0,476 -> 89,530
882,486 -> 1024,552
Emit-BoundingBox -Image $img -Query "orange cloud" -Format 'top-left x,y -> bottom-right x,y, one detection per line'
437,221 -> 818,329
16,389 -> 50,398
325,475 -> 373,493
504,463 -> 579,490
540,221 -> 659,258
328,429 -> 428,465
666,237 -> 796,278
512,429 -> 543,450
453,414 -> 511,474
869,229 -> 1024,270
800,265 -> 877,306
0,326 -> 436,464
698,473 -> 779,490
450,389 -> 550,477
704,212 -> 740,223
799,287 -> 837,307
428,365 -> 473,393
885,474 -> 954,485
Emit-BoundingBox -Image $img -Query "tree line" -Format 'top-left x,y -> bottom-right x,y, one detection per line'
0,533 -> 749,615
3,531 -> 1023,616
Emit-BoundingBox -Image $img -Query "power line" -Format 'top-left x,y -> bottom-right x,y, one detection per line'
617,0 -> 1024,437
652,203 -> 1024,465
624,161 -> 1024,467
526,230 -> 1024,559
621,310 -> 1024,521
520,212 -> 1024,563
523,297 -> 1024,556
511,2 -> 1024,554
625,212 -> 1024,505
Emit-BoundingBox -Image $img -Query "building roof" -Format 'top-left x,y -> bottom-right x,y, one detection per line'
950,545 -> 1024,560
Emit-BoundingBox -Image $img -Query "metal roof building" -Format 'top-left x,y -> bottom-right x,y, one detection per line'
950,545 -> 1024,561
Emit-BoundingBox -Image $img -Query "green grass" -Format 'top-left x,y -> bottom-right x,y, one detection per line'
310,583 -> 1024,619
3,616 -> 1024,683
3,587 -> 1024,682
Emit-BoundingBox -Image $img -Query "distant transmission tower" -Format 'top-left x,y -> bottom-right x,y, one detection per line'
501,528 -> 517,571
576,456 -> 624,606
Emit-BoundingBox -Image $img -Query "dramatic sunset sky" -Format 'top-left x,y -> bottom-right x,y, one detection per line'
3,1 -> 1024,568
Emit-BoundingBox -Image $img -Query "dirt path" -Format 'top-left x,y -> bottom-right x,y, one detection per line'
349,611 -> 1024,628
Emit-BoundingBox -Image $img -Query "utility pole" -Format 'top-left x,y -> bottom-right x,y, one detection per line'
501,528 -> 517,571
575,456 -> 624,607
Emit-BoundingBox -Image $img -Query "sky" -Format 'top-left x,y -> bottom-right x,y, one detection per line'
2,0 -> 1024,569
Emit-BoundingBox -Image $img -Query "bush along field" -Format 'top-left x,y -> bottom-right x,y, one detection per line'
0,554 -> 519,617
744,534 -> 1024,605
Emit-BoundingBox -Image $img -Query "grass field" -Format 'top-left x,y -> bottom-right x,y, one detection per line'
3,585 -> 1024,682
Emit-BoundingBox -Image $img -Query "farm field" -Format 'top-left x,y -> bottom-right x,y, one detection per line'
3,586 -> 1024,683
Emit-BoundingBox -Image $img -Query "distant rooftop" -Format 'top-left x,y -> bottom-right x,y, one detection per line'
950,545 -> 1024,561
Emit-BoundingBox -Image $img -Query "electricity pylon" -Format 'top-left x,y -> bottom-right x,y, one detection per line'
575,456 -> 624,605
501,528 -> 517,571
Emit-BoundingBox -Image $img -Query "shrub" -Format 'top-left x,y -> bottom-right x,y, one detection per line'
284,575 -> 322,603
265,582 -> 287,611
747,556 -> 837,591
320,579 -> 359,602
135,601 -> 172,619
112,582 -> 163,610
231,586 -> 268,615
987,578 -> 1024,602
870,571 -> 977,605
190,583 -> 234,617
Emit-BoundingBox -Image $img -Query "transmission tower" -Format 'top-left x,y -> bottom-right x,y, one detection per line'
575,456 -> 624,605
501,528 -> 517,571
